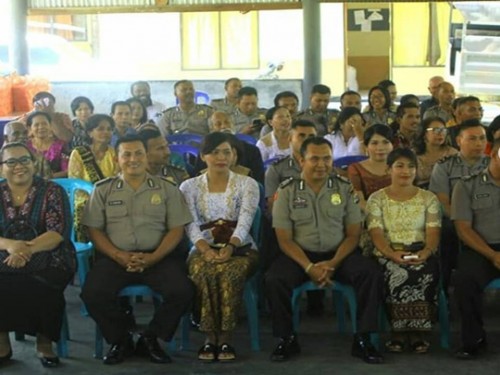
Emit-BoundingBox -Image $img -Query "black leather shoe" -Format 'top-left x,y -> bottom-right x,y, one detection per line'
135,335 -> 171,364
38,355 -> 60,368
455,338 -> 487,360
270,335 -> 301,362
351,335 -> 384,364
103,335 -> 135,365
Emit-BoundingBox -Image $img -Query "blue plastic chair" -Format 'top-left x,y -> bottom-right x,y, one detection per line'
181,206 -> 263,351
52,178 -> 95,290
168,144 -> 199,177
292,281 -> 357,334
235,133 -> 258,145
94,285 -> 180,359
175,91 -> 210,105
167,133 -> 203,146
333,155 -> 368,170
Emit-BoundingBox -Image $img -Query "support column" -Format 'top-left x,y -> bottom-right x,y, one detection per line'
9,0 -> 29,75
302,0 -> 321,110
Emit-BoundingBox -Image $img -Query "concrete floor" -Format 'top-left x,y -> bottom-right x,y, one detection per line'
2,284 -> 500,375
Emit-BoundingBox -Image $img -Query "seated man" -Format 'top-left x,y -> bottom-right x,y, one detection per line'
130,81 -> 166,124
230,86 -> 267,139
296,84 -> 339,137
210,77 -> 242,114
3,121 -> 28,144
340,90 -> 362,111
452,138 -> 500,359
110,101 -> 137,147
81,135 -> 194,366
265,137 -> 384,364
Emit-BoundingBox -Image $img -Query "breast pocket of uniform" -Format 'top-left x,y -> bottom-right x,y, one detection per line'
290,207 -> 313,224
106,204 -> 127,223
471,195 -> 493,211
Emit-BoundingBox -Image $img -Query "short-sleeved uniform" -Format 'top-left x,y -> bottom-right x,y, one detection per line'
296,108 -> 339,137
81,175 -> 194,344
156,164 -> 190,186
265,177 -> 383,337
210,98 -> 237,114
429,153 -> 489,291
230,108 -> 267,139
423,105 -> 453,123
158,104 -> 213,136
451,169 -> 500,348
264,155 -> 301,199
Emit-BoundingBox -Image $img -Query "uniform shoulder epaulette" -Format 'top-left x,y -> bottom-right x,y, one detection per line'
95,177 -> 115,187
296,110 -> 307,117
210,98 -> 223,104
334,174 -> 351,184
162,106 -> 176,114
461,171 -> 482,181
166,163 -> 186,173
272,156 -> 289,166
196,104 -> 213,110
278,177 -> 294,189
160,176 -> 178,186
437,154 -> 457,164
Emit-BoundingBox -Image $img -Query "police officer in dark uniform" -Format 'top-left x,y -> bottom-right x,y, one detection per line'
158,80 -> 213,136
296,84 -> 339,137
139,128 -> 190,185
265,137 -> 384,364
451,138 -> 500,359
81,135 -> 194,366
429,120 -> 489,291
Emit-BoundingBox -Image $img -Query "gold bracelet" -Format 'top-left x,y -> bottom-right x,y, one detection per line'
305,262 -> 314,274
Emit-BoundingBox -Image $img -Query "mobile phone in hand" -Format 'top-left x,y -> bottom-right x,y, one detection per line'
403,254 -> 419,260
252,119 -> 265,130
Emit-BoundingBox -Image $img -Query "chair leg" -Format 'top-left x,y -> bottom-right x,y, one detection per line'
344,289 -> 358,334
180,314 -> 191,351
333,290 -> 346,333
438,288 -> 450,349
94,325 -> 104,359
291,290 -> 302,332
244,282 -> 260,351
57,310 -> 69,358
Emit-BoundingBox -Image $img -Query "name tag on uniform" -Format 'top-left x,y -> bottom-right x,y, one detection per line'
108,200 -> 123,206
475,193 -> 490,199
293,196 -> 308,208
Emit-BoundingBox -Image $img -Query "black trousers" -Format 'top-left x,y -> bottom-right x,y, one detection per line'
440,216 -> 459,293
81,254 -> 194,344
454,244 -> 500,348
264,249 -> 384,338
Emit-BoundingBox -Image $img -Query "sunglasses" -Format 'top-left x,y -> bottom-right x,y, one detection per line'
426,127 -> 447,134
1,156 -> 33,168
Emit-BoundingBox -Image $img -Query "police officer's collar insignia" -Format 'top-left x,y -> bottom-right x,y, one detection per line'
299,179 -> 305,191
96,177 -> 114,187
161,166 -> 169,176
278,177 -> 294,189
288,158 -> 294,168
293,195 -> 308,208
151,193 -> 162,205
331,193 -> 342,205
116,180 -> 124,189
438,154 -> 455,164
482,173 -> 489,183
147,178 -> 155,188
327,177 -> 334,188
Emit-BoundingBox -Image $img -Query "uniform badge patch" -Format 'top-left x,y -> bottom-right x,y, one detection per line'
293,196 -> 308,208
151,194 -> 162,205
331,193 -> 342,205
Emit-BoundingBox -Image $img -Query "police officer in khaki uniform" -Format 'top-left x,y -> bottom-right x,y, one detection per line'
265,137 -> 384,364
210,77 -> 242,114
429,120 -> 489,291
451,138 -> 500,360
230,86 -> 267,139
265,119 -> 317,214
158,80 -> 213,136
81,135 -> 194,366
139,128 -> 190,185
296,84 -> 339,137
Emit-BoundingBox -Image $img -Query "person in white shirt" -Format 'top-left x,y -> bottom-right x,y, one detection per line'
256,107 -> 292,162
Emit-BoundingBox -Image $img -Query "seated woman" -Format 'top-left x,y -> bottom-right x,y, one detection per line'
256,106 -> 292,162
68,114 -> 119,242
26,112 -> 69,178
179,132 -> 259,362
363,86 -> 397,127
324,107 -> 366,174
0,142 -> 75,368
69,96 -> 94,150
414,116 -> 458,189
126,97 -> 149,131
347,124 -> 393,211
366,148 -> 441,354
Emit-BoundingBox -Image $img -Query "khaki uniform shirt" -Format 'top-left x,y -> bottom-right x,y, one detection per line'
230,108 -> 267,138
272,176 -> 362,253
157,165 -> 190,186
451,169 -> 500,244
264,155 -> 301,198
210,98 -> 237,114
296,108 -> 340,137
423,105 -> 454,123
83,174 -> 192,252
158,104 -> 213,136
429,154 -> 490,198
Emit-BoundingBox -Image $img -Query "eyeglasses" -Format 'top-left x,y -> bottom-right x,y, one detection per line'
426,127 -> 447,134
1,156 -> 33,168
